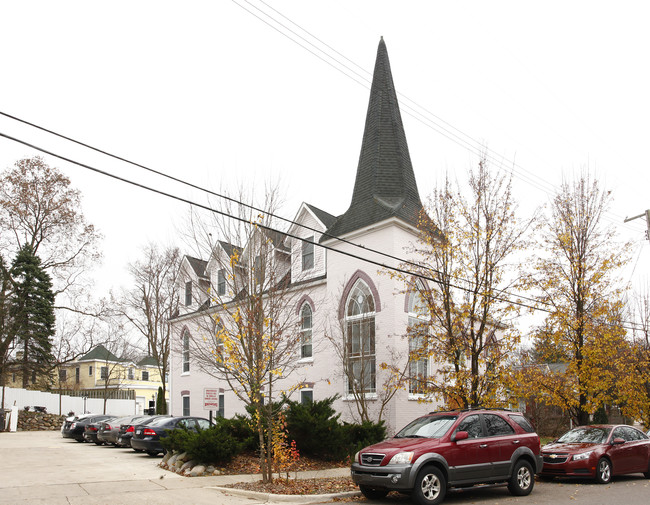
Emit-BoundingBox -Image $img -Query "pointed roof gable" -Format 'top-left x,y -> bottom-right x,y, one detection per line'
185,255 -> 209,279
79,344 -> 124,363
324,38 -> 423,240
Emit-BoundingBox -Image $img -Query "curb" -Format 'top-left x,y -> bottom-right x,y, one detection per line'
209,486 -> 362,503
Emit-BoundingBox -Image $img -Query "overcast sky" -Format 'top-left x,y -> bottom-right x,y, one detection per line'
1,1 -> 649,314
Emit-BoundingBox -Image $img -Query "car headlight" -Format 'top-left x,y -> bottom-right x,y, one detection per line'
572,451 -> 593,461
354,451 -> 360,463
388,452 -> 414,465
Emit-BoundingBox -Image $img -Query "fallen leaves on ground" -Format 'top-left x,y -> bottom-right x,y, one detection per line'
215,452 -> 348,475
225,476 -> 359,495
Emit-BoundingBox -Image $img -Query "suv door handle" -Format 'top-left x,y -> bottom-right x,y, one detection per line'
512,440 -> 520,444
479,444 -> 488,448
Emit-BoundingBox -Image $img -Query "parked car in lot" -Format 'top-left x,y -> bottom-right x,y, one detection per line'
130,416 -> 212,456
351,408 -> 542,505
540,424 -> 650,483
61,413 -> 94,435
97,415 -> 147,446
62,414 -> 115,442
83,416 -> 117,445
116,415 -> 166,449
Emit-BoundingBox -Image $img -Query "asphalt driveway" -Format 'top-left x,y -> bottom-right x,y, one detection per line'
0,430 -> 275,504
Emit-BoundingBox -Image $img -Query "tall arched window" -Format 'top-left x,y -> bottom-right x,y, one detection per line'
408,287 -> 429,395
182,330 -> 190,373
345,280 -> 376,394
300,304 -> 313,359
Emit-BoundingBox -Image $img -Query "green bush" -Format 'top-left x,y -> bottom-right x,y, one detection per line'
161,420 -> 243,465
217,415 -> 258,452
284,395 -> 386,461
285,395 -> 342,460
340,420 -> 387,457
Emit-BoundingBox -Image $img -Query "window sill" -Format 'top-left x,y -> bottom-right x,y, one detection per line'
297,357 -> 314,364
181,372 -> 190,377
343,393 -> 377,401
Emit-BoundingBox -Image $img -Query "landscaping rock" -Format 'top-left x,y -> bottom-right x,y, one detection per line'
190,465 -> 205,477
180,460 -> 196,472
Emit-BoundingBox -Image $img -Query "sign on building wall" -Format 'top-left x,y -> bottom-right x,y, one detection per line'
203,387 -> 220,411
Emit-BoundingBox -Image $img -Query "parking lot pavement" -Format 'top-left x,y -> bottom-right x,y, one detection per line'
0,431 -> 275,505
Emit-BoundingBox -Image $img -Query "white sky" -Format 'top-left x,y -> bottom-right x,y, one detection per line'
1,1 -> 649,310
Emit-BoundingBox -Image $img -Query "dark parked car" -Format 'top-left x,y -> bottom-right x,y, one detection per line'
351,409 -> 542,505
116,415 -> 166,449
97,415 -> 147,446
61,413 -> 94,435
62,414 -> 114,442
130,416 -> 211,456
83,416 -> 117,445
540,424 -> 650,483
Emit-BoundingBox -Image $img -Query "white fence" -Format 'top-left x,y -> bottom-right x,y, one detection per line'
1,386 -> 136,416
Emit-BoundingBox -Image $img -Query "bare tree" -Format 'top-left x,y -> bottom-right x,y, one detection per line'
116,244 -> 180,411
0,156 -> 101,301
176,183 -> 306,482
323,304 -> 409,424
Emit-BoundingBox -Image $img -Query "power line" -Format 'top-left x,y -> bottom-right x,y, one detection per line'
2,130 -> 646,333
233,0 -> 644,233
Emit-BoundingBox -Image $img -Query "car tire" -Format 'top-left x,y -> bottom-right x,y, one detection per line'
412,465 -> 446,505
596,458 -> 612,484
508,459 -> 534,496
359,485 -> 389,500
146,450 -> 159,457
94,441 -> 103,446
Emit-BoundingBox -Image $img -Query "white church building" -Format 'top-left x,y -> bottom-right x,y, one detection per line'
168,38 -> 441,434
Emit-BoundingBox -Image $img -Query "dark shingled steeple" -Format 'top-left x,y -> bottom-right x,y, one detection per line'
324,38 -> 423,240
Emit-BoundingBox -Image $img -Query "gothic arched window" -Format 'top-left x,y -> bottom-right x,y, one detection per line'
300,304 -> 313,359
345,280 -> 376,394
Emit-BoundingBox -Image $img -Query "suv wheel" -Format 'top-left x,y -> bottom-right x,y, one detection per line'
359,486 -> 389,500
596,458 -> 611,484
413,465 -> 446,505
508,460 -> 534,496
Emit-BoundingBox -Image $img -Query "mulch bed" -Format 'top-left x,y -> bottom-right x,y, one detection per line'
216,452 -> 359,495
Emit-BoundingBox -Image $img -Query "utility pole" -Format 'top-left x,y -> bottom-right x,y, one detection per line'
624,210 -> 650,240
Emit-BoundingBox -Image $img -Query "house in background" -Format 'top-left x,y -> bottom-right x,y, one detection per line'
54,344 -> 168,415
168,38 -> 441,433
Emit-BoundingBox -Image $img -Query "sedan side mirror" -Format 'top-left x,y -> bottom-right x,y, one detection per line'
612,437 -> 625,445
453,431 -> 469,442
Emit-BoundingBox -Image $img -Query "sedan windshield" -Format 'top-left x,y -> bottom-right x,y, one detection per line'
395,415 -> 457,438
557,427 -> 611,444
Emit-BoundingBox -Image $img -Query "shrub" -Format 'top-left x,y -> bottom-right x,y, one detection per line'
340,420 -> 386,458
285,395 -> 342,460
161,421 -> 243,465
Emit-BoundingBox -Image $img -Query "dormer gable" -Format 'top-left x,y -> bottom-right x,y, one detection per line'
288,202 -> 335,283
205,240 -> 243,303
178,255 -> 210,313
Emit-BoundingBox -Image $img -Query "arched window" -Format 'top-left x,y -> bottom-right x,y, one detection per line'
408,287 -> 429,395
300,304 -> 313,359
182,330 -> 190,373
345,280 -> 376,394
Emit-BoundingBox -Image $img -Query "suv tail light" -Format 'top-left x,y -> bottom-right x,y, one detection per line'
143,428 -> 157,436
126,426 -> 134,433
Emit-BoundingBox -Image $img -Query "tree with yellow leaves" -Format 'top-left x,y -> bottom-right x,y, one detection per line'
393,156 -> 534,409
519,174 -> 632,426
180,184 -> 305,483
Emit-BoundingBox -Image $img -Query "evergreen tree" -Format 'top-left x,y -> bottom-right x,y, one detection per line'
156,386 -> 166,414
9,245 -> 55,387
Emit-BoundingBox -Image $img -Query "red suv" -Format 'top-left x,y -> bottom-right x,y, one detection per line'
351,409 -> 543,505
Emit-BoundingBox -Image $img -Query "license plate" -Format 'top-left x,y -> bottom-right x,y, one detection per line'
136,429 -> 142,435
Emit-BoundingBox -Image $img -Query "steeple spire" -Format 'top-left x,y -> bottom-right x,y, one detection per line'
325,38 -> 423,240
